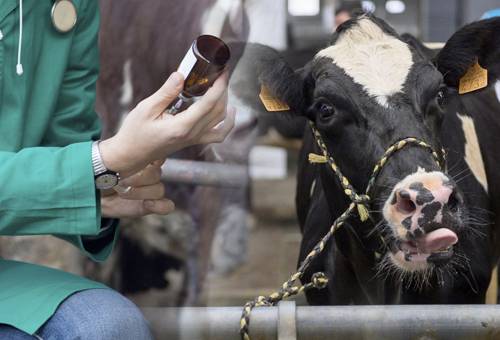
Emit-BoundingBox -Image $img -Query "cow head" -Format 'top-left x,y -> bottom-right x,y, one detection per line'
244,15 -> 500,278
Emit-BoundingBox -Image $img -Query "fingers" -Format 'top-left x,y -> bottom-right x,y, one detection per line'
206,98 -> 230,130
199,106 -> 236,144
187,89 -> 228,138
176,73 -> 228,125
199,103 -> 229,136
138,72 -> 184,117
143,199 -> 176,215
118,182 -> 165,200
201,88 -> 228,127
120,164 -> 162,187
101,194 -> 175,218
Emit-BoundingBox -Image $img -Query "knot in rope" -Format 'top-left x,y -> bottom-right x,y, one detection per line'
311,272 -> 328,289
351,194 -> 370,222
351,194 -> 370,205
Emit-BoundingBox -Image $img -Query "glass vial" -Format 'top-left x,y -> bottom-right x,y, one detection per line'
166,35 -> 231,114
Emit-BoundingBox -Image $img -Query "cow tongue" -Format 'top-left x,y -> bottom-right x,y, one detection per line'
418,228 -> 458,253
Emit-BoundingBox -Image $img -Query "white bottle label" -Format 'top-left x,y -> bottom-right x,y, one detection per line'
177,45 -> 197,79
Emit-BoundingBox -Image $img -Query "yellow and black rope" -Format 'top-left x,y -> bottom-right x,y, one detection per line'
239,122 -> 445,340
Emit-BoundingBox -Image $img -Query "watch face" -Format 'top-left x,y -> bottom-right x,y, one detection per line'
96,173 -> 119,190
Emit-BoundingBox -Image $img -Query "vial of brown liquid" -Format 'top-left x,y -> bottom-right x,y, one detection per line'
167,35 -> 231,114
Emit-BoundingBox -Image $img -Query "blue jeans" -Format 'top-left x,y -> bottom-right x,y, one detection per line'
0,289 -> 153,340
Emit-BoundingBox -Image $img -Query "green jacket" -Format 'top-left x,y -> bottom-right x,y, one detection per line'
0,0 -> 118,334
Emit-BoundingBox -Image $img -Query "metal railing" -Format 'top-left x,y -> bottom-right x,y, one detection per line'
161,159 -> 248,188
142,301 -> 500,340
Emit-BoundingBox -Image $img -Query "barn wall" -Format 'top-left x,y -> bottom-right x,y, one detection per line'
420,0 -> 500,42
245,0 -> 288,50
420,0 -> 460,42
463,0 -> 500,23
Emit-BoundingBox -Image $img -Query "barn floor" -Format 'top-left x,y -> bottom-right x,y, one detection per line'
204,175 -> 308,306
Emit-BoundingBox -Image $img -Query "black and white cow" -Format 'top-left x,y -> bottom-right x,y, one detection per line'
242,14 -> 500,304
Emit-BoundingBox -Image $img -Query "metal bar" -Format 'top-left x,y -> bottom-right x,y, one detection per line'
142,304 -> 500,340
296,305 -> 500,340
278,301 -> 297,340
142,306 -> 277,340
161,159 -> 249,188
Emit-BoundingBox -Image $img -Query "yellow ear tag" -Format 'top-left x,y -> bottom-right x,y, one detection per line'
459,60 -> 488,94
259,85 -> 290,112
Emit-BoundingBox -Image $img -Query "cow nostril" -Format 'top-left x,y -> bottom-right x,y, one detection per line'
447,190 -> 461,212
396,195 -> 417,214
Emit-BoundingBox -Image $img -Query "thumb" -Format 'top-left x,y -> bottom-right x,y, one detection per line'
139,72 -> 184,117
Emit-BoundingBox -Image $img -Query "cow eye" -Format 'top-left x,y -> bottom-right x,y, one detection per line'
436,89 -> 446,108
318,103 -> 335,119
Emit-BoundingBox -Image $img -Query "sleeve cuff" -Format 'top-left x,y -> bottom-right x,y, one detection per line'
79,218 -> 120,261
81,218 -> 116,240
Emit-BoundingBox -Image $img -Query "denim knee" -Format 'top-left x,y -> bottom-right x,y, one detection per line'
0,324 -> 37,339
36,289 -> 153,340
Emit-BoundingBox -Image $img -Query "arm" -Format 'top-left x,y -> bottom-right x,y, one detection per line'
34,0 -> 238,261
0,143 -> 100,237
40,1 -> 117,261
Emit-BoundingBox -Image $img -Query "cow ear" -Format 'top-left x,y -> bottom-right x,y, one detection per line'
229,43 -> 307,116
401,33 -> 437,60
435,18 -> 500,90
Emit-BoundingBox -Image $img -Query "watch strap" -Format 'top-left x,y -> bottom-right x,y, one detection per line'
92,141 -> 108,176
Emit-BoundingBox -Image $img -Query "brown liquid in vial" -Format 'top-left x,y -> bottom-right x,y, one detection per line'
167,35 -> 231,114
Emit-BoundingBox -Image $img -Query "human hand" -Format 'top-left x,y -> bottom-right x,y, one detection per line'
99,72 -> 235,177
100,160 -> 175,218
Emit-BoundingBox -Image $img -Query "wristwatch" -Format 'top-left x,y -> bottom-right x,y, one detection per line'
92,141 -> 121,190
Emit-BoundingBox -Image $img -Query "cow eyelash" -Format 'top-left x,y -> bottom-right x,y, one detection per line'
424,86 -> 447,112
310,93 -> 355,120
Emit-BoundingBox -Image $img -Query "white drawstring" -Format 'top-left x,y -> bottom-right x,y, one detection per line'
16,0 -> 23,76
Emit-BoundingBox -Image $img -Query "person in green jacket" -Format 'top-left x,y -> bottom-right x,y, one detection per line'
0,0 -> 234,339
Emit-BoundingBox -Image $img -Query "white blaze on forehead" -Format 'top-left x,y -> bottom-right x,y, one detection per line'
315,18 -> 413,107
457,113 -> 488,193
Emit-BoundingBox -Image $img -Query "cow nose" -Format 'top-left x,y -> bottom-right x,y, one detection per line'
384,171 -> 457,235
394,184 -> 454,216
394,189 -> 417,214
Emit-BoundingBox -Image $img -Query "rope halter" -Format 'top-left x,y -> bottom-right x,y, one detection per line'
307,122 -> 446,221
